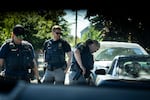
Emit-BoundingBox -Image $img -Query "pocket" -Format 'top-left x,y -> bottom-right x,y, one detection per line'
6,51 -> 19,68
22,50 -> 33,68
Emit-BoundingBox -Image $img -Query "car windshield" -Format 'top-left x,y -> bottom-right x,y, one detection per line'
95,47 -> 144,61
116,56 -> 150,80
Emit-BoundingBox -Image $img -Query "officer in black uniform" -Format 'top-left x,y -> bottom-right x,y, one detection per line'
41,25 -> 72,85
0,24 -> 40,83
64,39 -> 100,85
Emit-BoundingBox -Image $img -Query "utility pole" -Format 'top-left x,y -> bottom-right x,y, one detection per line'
75,10 -> 78,45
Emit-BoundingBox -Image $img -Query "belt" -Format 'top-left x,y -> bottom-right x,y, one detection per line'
47,66 -> 65,71
5,75 -> 30,82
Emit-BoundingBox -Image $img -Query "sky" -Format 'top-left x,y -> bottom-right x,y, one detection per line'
63,10 -> 90,38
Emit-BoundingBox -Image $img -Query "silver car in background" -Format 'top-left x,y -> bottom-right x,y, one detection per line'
90,41 -> 149,85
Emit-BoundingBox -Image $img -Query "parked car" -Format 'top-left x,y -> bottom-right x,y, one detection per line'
91,41 -> 149,85
91,55 -> 150,87
37,53 -> 46,71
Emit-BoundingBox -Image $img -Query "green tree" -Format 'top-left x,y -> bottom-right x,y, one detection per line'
81,25 -> 103,41
85,9 -> 150,51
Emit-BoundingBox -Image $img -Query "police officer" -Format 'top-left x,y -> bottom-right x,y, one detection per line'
41,25 -> 72,85
0,24 -> 40,83
64,39 -> 100,85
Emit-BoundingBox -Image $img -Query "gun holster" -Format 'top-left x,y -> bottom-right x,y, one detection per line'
84,70 -> 91,78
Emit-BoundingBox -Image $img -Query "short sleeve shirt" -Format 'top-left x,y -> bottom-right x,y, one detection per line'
43,38 -> 71,53
72,43 -> 94,70
0,39 -> 35,59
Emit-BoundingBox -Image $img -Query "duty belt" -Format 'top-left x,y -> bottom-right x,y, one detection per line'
47,66 -> 65,71
4,75 -> 30,82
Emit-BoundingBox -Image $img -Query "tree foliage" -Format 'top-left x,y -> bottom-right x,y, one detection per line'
85,9 -> 150,52
81,26 -> 103,41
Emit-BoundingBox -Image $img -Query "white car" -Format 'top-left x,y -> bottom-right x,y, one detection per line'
90,41 -> 149,85
93,55 -> 150,87
37,53 -> 46,70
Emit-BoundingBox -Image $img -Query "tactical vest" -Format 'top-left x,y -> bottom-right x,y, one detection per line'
45,39 -> 66,67
5,40 -> 34,75
71,43 -> 94,70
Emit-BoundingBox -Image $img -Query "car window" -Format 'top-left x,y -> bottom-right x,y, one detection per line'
95,47 -> 145,61
117,58 -> 150,79
133,48 -> 145,55
108,59 -> 117,75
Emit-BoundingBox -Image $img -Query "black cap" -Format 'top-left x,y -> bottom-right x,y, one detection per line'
13,24 -> 25,36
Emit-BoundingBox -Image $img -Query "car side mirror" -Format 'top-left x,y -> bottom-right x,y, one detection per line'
95,69 -> 106,75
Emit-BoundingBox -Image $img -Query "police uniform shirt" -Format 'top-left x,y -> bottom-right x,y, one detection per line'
71,43 -> 94,70
0,42 -> 9,59
0,39 -> 35,60
0,39 -> 36,78
43,39 -> 71,54
43,38 -> 71,67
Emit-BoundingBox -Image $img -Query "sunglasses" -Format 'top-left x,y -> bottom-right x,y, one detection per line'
16,35 -> 24,39
55,31 -> 62,35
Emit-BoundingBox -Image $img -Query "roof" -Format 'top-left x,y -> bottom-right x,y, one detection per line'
95,41 -> 149,55
100,41 -> 142,48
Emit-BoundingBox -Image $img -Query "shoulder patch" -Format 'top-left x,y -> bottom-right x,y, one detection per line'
21,41 -> 32,50
47,39 -> 53,47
